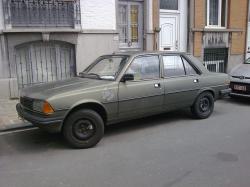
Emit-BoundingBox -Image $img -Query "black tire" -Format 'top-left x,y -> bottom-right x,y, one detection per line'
191,92 -> 214,119
62,109 -> 104,148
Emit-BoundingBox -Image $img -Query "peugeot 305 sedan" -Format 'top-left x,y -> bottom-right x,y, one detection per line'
17,52 -> 231,148
229,57 -> 250,98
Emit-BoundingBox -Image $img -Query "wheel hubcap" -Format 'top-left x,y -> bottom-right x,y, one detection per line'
199,97 -> 210,112
73,119 -> 95,140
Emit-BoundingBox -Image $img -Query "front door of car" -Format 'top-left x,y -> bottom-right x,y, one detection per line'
118,55 -> 164,119
162,55 -> 200,110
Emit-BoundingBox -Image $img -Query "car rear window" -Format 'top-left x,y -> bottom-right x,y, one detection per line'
162,55 -> 186,77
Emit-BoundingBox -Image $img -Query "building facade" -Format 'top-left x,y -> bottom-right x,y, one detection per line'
0,0 -> 156,99
188,0 -> 248,73
0,0 -> 249,99
246,0 -> 250,59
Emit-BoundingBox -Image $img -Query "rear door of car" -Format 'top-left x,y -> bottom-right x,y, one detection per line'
118,55 -> 164,119
161,54 -> 201,110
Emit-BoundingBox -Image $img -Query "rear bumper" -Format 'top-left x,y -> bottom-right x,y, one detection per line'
16,103 -> 65,133
219,88 -> 232,97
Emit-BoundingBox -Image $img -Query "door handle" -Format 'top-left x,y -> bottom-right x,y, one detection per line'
193,79 -> 199,83
154,83 -> 161,88
175,40 -> 178,50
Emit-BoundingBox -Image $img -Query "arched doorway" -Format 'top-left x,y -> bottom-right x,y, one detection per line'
15,41 -> 76,89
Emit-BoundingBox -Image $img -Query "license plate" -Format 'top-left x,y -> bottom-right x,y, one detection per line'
234,85 -> 247,91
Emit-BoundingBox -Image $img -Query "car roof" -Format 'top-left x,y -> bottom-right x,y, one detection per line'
109,51 -> 188,57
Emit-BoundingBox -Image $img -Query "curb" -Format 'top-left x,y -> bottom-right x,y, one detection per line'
0,123 -> 34,133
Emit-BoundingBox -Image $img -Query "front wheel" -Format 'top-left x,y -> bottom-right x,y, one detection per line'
191,92 -> 214,119
62,109 -> 104,148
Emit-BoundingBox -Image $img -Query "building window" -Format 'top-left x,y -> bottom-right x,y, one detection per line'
3,0 -> 81,28
117,1 -> 143,49
207,0 -> 227,28
204,48 -> 228,73
160,0 -> 178,10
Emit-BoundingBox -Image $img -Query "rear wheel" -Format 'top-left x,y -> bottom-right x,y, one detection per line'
63,109 -> 104,148
191,92 -> 214,119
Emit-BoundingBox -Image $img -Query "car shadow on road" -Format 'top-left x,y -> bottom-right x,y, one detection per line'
0,109 -> 194,154
104,109 -> 193,137
0,129 -> 67,155
227,97 -> 250,105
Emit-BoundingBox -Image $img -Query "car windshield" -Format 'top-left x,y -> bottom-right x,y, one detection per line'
244,58 -> 250,64
81,55 -> 129,80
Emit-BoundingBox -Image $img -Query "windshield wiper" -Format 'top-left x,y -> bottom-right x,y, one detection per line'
79,72 -> 101,79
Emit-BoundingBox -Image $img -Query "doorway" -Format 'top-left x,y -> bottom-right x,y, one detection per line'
159,14 -> 179,51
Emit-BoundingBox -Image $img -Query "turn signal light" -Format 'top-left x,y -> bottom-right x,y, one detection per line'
42,101 -> 54,115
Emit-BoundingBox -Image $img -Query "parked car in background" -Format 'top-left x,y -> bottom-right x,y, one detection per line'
16,52 -> 231,148
229,58 -> 250,98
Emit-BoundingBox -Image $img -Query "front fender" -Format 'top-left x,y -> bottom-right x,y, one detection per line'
62,99 -> 108,124
70,99 -> 106,110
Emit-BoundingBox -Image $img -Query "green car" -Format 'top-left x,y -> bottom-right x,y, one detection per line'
16,52 -> 231,148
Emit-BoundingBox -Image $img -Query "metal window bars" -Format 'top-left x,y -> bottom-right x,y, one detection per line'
203,48 -> 228,73
3,0 -> 81,28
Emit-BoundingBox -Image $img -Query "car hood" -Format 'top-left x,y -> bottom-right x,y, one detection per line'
230,64 -> 250,77
21,77 -> 112,100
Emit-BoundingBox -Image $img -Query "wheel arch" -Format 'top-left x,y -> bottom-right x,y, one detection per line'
196,88 -> 216,99
63,101 -> 108,127
192,88 -> 216,106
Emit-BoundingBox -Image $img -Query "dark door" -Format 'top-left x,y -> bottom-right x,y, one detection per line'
15,41 -> 76,89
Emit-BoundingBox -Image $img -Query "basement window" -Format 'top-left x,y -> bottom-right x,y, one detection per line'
206,0 -> 227,28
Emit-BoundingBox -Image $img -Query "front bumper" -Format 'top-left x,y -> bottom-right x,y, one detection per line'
16,103 -> 66,133
230,92 -> 250,98
219,88 -> 232,97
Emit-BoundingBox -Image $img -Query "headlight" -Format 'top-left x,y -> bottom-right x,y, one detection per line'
32,100 -> 54,115
225,78 -> 230,85
32,100 -> 44,112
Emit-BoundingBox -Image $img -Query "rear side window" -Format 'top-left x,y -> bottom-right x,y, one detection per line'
163,55 -> 185,77
126,55 -> 160,80
182,57 -> 198,75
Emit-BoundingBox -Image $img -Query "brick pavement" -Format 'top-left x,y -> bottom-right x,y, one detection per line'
0,99 -> 31,131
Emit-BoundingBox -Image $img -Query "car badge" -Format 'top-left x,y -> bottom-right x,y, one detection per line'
239,76 -> 245,80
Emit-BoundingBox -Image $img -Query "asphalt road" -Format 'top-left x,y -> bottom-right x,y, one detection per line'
1,98 -> 250,187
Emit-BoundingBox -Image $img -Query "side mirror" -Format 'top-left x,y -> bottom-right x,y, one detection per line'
121,74 -> 134,82
79,72 -> 84,76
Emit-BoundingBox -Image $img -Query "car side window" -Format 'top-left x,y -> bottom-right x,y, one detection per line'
182,57 -> 198,75
163,55 -> 185,77
126,55 -> 160,80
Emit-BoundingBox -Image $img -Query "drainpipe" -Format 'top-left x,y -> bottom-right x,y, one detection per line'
245,0 -> 250,59
187,0 -> 191,53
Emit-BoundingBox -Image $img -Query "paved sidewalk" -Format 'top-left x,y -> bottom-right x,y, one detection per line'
0,99 -> 31,131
